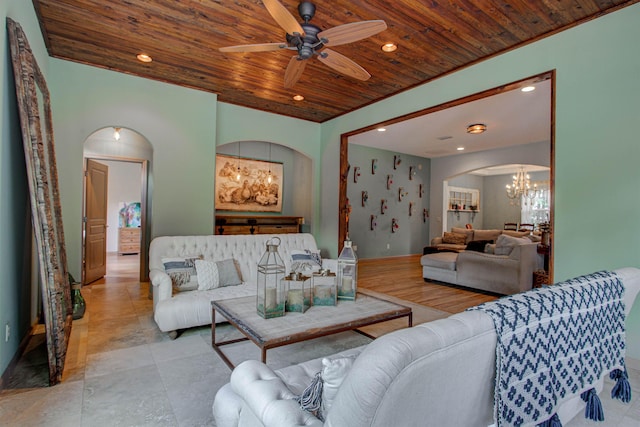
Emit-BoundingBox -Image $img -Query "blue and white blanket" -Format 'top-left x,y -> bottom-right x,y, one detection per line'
470,270 -> 630,426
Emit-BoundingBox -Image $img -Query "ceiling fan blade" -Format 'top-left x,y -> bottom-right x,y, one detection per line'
284,56 -> 307,88
318,48 -> 371,81
219,42 -> 288,53
318,20 -> 387,47
263,0 -> 305,36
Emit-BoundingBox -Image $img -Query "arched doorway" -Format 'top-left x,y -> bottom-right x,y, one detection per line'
82,127 -> 153,284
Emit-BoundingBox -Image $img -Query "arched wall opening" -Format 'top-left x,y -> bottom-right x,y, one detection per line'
82,126 -> 153,283
215,141 -> 315,233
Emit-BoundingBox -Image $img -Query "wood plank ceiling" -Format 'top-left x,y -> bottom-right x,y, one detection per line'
33,0 -> 638,123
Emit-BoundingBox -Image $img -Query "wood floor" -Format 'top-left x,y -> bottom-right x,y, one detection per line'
359,254 -> 499,313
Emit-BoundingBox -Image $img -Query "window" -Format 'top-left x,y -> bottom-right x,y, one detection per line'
521,181 -> 550,226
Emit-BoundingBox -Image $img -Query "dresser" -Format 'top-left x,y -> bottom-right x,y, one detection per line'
118,227 -> 141,255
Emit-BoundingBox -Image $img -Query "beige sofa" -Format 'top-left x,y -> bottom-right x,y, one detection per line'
421,233 -> 543,294
213,267 -> 640,427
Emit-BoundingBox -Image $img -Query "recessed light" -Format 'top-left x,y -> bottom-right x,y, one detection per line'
457,147 -> 465,151
521,86 -> 535,92
381,42 -> 397,52
377,127 -> 386,132
466,123 -> 487,134
137,53 -> 152,63
293,94 -> 304,101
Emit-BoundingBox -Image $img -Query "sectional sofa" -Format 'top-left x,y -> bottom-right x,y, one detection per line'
422,228 -> 543,294
213,267 -> 640,427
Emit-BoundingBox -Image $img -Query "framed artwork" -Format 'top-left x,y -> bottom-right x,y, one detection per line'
215,154 -> 283,212
119,202 -> 141,227
8,18 -> 72,385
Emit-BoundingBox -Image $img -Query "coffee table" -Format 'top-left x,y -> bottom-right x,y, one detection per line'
211,293 -> 412,369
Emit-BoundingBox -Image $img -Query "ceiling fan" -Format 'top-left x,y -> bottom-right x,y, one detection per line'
219,0 -> 387,88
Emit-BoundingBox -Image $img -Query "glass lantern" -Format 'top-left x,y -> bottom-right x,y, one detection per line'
312,270 -> 337,306
283,272 -> 311,313
256,237 -> 286,318
337,239 -> 358,301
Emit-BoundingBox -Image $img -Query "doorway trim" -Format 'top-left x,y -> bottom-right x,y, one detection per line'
81,156 -> 150,284
338,71 -> 555,281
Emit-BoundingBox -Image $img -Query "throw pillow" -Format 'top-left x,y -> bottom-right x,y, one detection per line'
320,356 -> 356,418
216,259 -> 242,286
466,240 -> 492,252
291,249 -> 323,273
494,234 -> 529,256
162,255 -> 202,292
473,229 -> 502,243
195,259 -> 219,290
297,355 -> 356,421
442,232 -> 467,245
451,227 -> 474,243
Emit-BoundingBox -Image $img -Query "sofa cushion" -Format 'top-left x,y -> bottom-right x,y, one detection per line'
451,227 -> 474,243
291,249 -> 323,273
421,252 -> 458,271
466,240 -> 492,253
442,232 -> 467,245
494,234 -> 529,256
502,230 -> 531,238
162,255 -> 202,292
195,259 -> 219,290
320,356 -> 356,418
473,229 -> 502,242
217,259 -> 243,286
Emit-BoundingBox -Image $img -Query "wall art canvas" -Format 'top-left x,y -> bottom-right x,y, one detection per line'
119,202 -> 141,227
215,155 -> 283,212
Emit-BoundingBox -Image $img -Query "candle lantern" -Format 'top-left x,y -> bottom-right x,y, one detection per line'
284,272 -> 312,313
256,237 -> 286,318
312,270 -> 337,306
337,239 -> 358,301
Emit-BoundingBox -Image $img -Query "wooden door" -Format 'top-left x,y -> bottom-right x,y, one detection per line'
84,159 -> 109,284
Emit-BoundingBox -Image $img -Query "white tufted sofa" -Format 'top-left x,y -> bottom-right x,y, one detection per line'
213,267 -> 640,427
149,233 -> 333,337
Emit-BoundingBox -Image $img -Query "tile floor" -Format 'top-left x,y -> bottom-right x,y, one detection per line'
1,254 -> 639,426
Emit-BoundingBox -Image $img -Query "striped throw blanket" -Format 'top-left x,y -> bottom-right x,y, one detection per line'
470,271 -> 631,426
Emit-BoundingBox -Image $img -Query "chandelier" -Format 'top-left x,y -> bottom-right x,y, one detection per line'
506,167 -> 537,204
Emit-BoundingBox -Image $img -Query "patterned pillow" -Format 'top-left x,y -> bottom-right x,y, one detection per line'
442,232 -> 467,245
195,259 -> 219,290
291,249 -> 322,273
162,256 -> 202,292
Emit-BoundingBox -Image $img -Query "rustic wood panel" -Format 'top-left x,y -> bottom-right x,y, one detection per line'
33,0 -> 638,122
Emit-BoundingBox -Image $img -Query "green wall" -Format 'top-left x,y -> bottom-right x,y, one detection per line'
320,4 -> 640,358
3,0 -> 640,375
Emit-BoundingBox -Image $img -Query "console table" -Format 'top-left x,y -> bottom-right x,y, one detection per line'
214,215 -> 303,235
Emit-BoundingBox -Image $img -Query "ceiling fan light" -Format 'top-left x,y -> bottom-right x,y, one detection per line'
136,53 -> 152,63
293,94 -> 304,101
466,123 -> 487,134
381,42 -> 397,52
